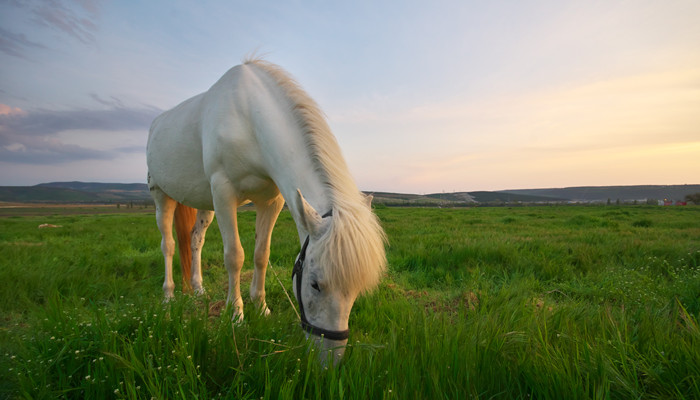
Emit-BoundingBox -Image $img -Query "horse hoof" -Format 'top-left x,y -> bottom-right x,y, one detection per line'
194,287 -> 206,296
261,307 -> 271,317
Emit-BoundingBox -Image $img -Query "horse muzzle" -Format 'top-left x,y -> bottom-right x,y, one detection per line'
306,333 -> 347,366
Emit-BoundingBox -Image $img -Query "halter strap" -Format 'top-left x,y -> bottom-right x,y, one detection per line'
292,210 -> 350,341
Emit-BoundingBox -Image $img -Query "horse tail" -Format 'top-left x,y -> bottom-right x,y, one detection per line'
174,202 -> 197,292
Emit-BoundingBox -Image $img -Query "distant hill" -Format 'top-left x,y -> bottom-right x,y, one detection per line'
499,185 -> 700,203
370,190 -> 565,206
0,182 -> 697,205
0,182 -> 150,203
369,185 -> 699,206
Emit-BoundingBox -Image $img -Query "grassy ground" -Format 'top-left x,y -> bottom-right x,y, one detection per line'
0,205 -> 699,399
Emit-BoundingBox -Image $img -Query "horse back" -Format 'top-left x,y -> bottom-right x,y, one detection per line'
147,64 -> 279,209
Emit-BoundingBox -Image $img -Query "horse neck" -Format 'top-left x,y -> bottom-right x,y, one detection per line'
244,62 -> 355,238
254,120 -> 333,238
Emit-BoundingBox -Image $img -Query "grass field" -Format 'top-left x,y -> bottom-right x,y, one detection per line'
1,205 -> 699,399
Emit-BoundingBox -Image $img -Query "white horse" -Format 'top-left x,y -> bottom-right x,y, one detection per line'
146,59 -> 387,362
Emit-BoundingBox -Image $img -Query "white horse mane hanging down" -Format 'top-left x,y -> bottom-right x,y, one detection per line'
146,58 -> 387,363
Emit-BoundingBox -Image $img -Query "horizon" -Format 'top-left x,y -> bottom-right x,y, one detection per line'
5,180 -> 700,196
1,1 -> 699,192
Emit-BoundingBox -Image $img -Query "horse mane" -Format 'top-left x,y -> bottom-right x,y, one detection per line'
244,58 -> 387,295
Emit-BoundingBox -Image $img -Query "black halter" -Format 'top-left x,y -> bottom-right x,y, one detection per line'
292,209 -> 350,341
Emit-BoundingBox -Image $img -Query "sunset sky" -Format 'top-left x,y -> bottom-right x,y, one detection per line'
1,1 -> 699,193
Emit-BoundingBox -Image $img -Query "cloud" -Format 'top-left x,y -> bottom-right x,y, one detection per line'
31,0 -> 101,45
0,104 -> 160,136
0,27 -> 47,60
89,93 -> 125,108
0,104 -> 27,116
0,0 -> 101,60
0,102 -> 161,165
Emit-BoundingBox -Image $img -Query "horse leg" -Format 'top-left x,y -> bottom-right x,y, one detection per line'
190,209 -> 215,295
251,195 -> 285,316
211,181 -> 246,322
152,188 -> 178,300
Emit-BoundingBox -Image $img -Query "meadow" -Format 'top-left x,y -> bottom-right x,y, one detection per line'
0,205 -> 698,399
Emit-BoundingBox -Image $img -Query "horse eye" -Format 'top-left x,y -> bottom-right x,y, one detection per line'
311,281 -> 320,292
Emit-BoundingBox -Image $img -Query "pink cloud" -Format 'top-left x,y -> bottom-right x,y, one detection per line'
0,104 -> 26,116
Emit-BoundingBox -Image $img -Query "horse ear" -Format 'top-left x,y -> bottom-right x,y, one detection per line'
296,189 -> 324,237
364,193 -> 374,208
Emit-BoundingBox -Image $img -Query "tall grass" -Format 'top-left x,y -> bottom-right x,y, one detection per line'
1,206 -> 699,398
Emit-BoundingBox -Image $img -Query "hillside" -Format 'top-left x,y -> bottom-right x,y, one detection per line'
369,185 -> 698,206
0,182 -> 150,203
499,185 -> 700,203
0,182 -> 697,205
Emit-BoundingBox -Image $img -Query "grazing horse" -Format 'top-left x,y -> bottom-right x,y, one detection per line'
146,59 -> 387,362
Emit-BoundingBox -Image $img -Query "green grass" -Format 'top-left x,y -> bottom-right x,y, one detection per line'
1,206 -> 699,399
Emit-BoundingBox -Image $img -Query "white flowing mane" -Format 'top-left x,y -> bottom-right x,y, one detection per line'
245,58 -> 387,295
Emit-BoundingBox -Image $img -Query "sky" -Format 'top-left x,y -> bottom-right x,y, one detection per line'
1,0 -> 699,193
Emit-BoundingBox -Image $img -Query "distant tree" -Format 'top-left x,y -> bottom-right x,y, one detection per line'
685,192 -> 700,204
